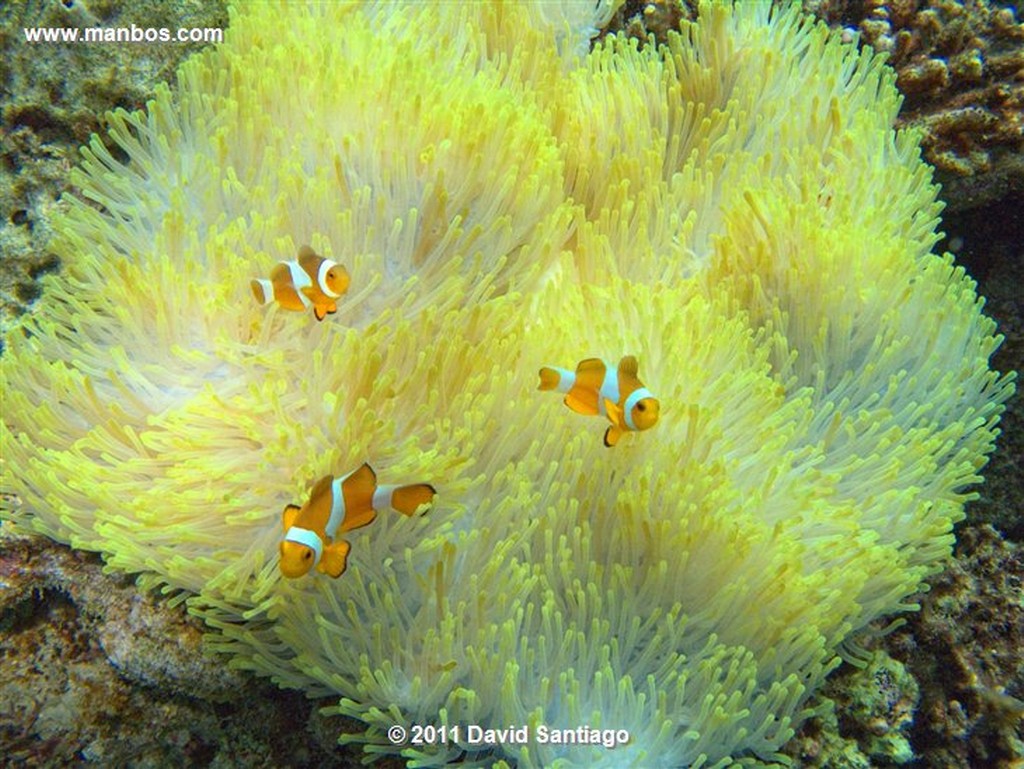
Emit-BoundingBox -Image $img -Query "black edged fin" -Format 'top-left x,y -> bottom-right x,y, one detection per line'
282,503 -> 302,530
604,426 -> 621,448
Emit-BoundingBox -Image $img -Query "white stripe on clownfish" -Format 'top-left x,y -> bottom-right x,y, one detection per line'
327,475 -> 348,539
623,387 -> 653,430
317,258 -> 344,298
286,260 -> 313,309
546,367 -> 576,392
323,467 -> 403,537
284,526 -> 323,567
373,485 -> 406,511
598,364 -> 619,418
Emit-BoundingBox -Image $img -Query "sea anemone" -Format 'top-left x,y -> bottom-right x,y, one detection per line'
0,1 -> 1013,766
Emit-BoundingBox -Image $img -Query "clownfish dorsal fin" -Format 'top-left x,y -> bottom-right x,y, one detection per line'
307,475 -> 335,506
340,463 -> 378,532
282,503 -> 302,531
351,462 -> 377,488
296,245 -> 319,270
618,355 -> 639,378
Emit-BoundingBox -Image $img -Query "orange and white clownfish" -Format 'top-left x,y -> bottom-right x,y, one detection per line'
279,463 -> 436,579
250,245 -> 350,321
538,355 -> 660,447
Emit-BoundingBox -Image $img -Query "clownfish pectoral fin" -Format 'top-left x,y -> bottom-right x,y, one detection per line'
318,540 -> 351,578
390,483 -> 437,516
538,367 -> 560,391
604,425 -> 623,447
618,355 -> 639,378
282,503 -> 302,531
604,397 -> 623,427
339,463 -> 378,532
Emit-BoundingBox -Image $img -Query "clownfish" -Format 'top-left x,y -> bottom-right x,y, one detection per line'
538,356 -> 660,447
251,245 -> 350,321
279,463 -> 435,579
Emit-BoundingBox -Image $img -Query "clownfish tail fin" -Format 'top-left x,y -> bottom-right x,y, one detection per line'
390,483 -> 437,516
538,367 -> 560,391
251,279 -> 273,305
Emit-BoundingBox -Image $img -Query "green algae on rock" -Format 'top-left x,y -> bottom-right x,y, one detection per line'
0,1 -> 1014,766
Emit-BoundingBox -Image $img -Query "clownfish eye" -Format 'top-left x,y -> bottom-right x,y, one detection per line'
304,551 -> 312,561
637,402 -> 646,411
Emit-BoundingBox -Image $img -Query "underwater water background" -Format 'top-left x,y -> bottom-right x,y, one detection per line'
0,0 -> 1022,767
